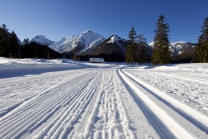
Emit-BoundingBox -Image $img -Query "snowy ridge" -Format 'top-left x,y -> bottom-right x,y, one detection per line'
149,41 -> 197,55
49,37 -> 67,53
107,35 -> 121,43
107,35 -> 126,51
31,35 -> 54,46
79,37 -> 106,53
49,30 -> 105,54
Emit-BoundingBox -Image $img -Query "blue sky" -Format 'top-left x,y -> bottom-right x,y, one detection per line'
1,0 -> 208,43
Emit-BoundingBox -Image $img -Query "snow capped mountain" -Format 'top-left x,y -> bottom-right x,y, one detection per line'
79,36 -> 105,53
31,35 -> 54,46
107,35 -> 127,51
49,37 -> 67,53
49,30 -> 105,54
86,35 -> 127,56
149,41 -> 197,56
107,35 -> 121,43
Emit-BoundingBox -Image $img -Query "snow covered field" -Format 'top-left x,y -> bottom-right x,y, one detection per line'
0,57 -> 208,139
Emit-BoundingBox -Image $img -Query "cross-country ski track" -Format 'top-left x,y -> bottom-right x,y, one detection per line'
0,64 -> 208,139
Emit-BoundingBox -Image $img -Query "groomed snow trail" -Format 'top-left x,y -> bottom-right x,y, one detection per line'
0,65 -> 208,139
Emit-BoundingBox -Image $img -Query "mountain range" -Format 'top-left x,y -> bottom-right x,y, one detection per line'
149,41 -> 197,56
29,30 -> 197,57
48,30 -> 105,54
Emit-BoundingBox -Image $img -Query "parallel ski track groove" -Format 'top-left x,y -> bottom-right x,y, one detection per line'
122,69 -> 208,134
0,71 -> 98,139
0,71 -> 81,117
0,71 -> 92,123
47,71 -> 101,139
79,71 -> 135,139
117,69 -> 174,139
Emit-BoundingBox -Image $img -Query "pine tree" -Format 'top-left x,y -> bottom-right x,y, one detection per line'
23,38 -> 30,46
0,24 -> 9,56
194,17 -> 208,62
22,38 -> 30,58
9,31 -> 20,58
151,15 -> 170,65
125,27 -> 137,65
137,34 -> 147,65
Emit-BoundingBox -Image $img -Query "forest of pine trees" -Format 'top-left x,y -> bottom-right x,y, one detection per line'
0,24 -> 20,58
0,24 -> 63,59
125,27 -> 148,65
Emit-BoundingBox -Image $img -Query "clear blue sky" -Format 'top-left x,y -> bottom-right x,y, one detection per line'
1,0 -> 208,43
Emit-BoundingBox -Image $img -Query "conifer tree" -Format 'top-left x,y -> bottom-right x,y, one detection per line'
137,34 -> 147,65
194,17 -> 208,62
126,27 -> 137,65
151,15 -> 170,65
23,38 -> 30,46
22,38 -> 30,58
0,24 -> 9,56
9,31 -> 20,58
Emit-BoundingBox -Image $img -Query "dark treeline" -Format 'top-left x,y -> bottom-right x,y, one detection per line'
0,24 -> 20,58
21,42 -> 63,59
0,24 -> 63,59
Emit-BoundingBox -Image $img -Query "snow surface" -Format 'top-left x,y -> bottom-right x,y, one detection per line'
49,30 -> 105,54
0,57 -> 208,139
31,35 -> 54,46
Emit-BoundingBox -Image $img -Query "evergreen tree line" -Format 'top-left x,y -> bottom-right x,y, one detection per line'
126,15 -> 208,65
21,41 -> 62,59
0,24 -> 20,58
125,27 -> 149,65
126,15 -> 170,65
0,24 -> 63,59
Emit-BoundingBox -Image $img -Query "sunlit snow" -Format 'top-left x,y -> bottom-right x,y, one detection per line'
0,57 -> 208,139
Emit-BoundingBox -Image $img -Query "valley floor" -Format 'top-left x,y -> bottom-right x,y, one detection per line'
0,58 -> 208,139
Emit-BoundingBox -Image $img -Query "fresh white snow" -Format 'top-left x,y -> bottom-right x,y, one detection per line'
0,57 -> 208,139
